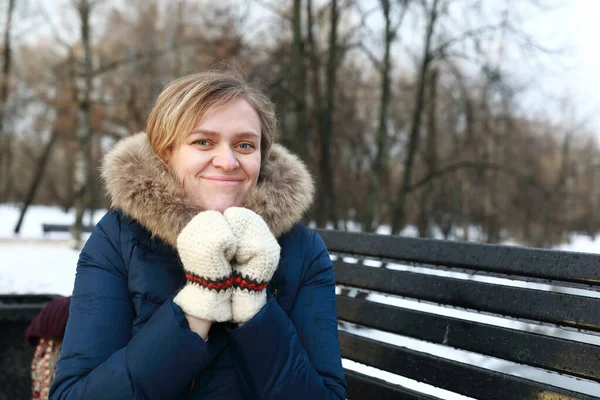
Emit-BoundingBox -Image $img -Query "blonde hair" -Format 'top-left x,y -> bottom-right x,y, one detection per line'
146,70 -> 277,164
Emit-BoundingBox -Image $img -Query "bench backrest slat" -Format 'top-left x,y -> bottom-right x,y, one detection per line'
41,224 -> 94,234
317,229 -> 600,285
340,331 -> 597,400
344,370 -> 440,400
337,296 -> 600,382
334,260 -> 600,332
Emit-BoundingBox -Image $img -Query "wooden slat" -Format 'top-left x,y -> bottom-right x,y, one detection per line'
0,294 -> 58,303
0,304 -> 46,322
334,261 -> 600,332
344,369 -> 440,400
42,223 -> 94,233
0,294 -> 56,322
339,331 -> 597,400
318,229 -> 600,285
337,296 -> 600,382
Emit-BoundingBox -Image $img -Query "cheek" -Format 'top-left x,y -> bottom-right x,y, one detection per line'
247,158 -> 261,184
178,155 -> 209,176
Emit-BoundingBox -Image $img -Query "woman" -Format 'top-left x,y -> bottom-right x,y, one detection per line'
50,71 -> 346,399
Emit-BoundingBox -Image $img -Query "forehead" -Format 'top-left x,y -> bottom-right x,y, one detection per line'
195,97 -> 261,132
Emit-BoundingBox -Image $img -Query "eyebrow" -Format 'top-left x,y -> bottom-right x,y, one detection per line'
190,129 -> 260,140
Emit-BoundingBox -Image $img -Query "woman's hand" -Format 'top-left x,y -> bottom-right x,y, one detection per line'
223,207 -> 281,324
184,314 -> 212,341
174,211 -> 237,325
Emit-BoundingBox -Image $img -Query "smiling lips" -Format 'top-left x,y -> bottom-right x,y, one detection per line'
201,176 -> 245,185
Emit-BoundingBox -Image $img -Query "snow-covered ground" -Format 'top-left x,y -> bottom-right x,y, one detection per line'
1,204 -> 104,296
2,204 -> 599,399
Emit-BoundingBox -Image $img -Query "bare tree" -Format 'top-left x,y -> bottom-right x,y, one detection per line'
363,0 -> 409,233
291,0 -> 308,162
0,0 -> 15,201
417,65 -> 439,237
390,0 -> 440,234
71,0 -> 95,248
14,126 -> 61,234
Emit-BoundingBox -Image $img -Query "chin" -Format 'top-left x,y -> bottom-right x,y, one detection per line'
199,198 -> 244,213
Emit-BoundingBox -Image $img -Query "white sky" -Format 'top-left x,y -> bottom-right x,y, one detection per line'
517,0 -> 600,131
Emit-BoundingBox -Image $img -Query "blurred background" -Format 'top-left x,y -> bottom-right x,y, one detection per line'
2,0 -> 600,289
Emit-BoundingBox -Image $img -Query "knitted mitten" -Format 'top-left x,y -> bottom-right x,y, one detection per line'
224,207 -> 281,324
174,211 -> 236,322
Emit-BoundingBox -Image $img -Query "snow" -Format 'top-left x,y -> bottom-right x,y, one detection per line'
555,232 -> 600,253
0,204 -> 106,296
0,203 -> 104,240
2,204 -> 600,398
0,244 -> 79,296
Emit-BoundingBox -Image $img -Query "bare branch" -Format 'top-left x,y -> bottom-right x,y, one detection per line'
91,37 -> 208,76
432,23 -> 505,57
359,43 -> 382,71
253,0 -> 292,21
391,0 -> 411,34
408,160 -> 551,198
36,2 -> 72,51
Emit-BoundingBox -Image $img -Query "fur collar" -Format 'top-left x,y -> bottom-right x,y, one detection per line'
101,132 -> 314,247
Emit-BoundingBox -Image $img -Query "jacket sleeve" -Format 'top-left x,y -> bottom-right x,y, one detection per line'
226,230 -> 347,400
50,211 -> 222,400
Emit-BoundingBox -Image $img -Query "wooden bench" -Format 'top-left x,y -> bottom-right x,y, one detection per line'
42,223 -> 94,234
0,294 -> 60,399
317,229 -> 600,400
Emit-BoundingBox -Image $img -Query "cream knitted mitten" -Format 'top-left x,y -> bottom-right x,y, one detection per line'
223,207 -> 281,324
174,211 -> 237,322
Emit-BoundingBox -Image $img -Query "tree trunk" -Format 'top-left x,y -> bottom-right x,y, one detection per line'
319,0 -> 340,229
306,0 -> 339,228
0,0 -> 15,202
306,0 -> 326,226
418,67 -> 439,237
14,129 -> 59,234
292,0 -> 308,163
391,0 -> 439,234
86,129 -> 100,227
175,0 -> 184,77
364,0 -> 392,233
72,0 -> 93,248
460,176 -> 471,241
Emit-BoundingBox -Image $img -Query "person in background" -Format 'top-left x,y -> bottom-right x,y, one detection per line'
25,295 -> 70,400
50,69 -> 346,399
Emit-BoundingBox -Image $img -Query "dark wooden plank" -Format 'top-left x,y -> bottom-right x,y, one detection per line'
0,294 -> 58,303
337,296 -> 600,382
317,229 -> 600,286
0,295 -> 56,322
0,304 -> 46,322
334,261 -> 600,332
339,331 -> 598,400
42,223 -> 94,234
344,369 -> 440,400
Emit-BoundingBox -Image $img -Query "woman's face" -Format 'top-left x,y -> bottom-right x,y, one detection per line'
167,97 -> 262,213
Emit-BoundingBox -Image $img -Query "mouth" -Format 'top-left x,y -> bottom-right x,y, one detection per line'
201,176 -> 245,185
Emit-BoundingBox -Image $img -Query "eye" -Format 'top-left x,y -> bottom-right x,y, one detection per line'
237,142 -> 256,151
193,139 -> 211,146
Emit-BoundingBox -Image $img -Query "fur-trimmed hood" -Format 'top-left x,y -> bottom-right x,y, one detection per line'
101,132 -> 314,248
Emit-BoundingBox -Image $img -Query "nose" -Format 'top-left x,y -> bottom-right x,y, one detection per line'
212,145 -> 240,171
